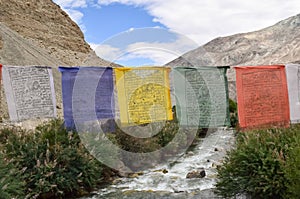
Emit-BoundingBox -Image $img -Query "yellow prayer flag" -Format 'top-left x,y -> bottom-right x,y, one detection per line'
114,67 -> 173,126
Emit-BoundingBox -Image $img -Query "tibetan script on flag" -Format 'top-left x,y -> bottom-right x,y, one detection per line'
173,66 -> 230,127
235,65 -> 290,129
59,67 -> 115,130
2,66 -> 56,121
114,67 -> 173,126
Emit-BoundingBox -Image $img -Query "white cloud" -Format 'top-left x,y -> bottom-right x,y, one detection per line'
65,9 -> 84,23
93,44 -> 123,61
92,34 -> 198,65
89,43 -> 99,50
54,0 -> 87,8
97,0 -> 150,6
124,35 -> 198,64
118,48 -> 178,66
96,0 -> 300,45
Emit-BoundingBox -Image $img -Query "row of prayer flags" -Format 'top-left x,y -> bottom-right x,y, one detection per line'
1,64 -> 300,131
0,65 -> 230,129
59,66 -> 230,129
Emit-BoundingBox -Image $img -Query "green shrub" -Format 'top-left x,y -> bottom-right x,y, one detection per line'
284,127 -> 300,199
229,98 -> 238,128
108,110 -> 199,171
0,152 -> 24,199
108,121 -> 174,171
215,126 -> 300,198
110,106 -> 196,154
1,119 -> 104,199
112,123 -> 161,153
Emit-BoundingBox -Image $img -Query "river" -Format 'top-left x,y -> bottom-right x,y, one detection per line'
81,128 -> 247,199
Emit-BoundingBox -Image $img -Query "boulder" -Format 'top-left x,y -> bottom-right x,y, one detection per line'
186,168 -> 206,178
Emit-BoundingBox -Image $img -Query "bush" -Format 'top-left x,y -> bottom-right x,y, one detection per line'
0,119 -> 105,199
229,98 -> 238,128
109,120 -> 181,171
215,126 -> 300,198
107,107 -> 200,171
284,127 -> 300,199
0,153 -> 24,199
112,122 -> 162,153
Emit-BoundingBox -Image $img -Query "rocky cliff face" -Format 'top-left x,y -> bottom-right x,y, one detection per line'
0,0 -> 114,66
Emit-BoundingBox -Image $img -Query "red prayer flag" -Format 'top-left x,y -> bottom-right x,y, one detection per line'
234,65 -> 290,130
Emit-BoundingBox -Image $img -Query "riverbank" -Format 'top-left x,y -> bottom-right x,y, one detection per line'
1,105 -> 299,198
216,125 -> 300,199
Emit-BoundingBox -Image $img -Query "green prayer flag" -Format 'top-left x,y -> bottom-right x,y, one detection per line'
173,66 -> 230,127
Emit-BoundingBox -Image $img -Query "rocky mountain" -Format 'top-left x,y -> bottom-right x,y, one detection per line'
168,13 -> 300,75
0,0 -> 116,66
167,13 -> 300,99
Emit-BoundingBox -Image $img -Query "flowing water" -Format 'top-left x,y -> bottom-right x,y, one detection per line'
82,128 -> 241,199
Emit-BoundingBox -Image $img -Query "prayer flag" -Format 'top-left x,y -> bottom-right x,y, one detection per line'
173,66 -> 230,127
235,65 -> 290,129
114,67 -> 173,126
285,64 -> 300,123
2,66 -> 56,121
59,67 -> 115,130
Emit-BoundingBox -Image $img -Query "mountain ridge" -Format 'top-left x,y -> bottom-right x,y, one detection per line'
167,13 -> 300,80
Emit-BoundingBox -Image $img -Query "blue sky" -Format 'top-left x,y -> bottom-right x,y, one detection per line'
80,4 -> 166,44
53,0 -> 300,66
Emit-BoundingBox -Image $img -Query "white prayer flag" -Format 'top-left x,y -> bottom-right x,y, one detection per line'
285,64 -> 300,123
2,66 -> 57,121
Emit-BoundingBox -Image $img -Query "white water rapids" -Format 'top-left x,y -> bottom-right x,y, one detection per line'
81,128 -> 249,199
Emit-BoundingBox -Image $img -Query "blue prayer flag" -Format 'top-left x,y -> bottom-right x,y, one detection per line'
59,67 -> 115,131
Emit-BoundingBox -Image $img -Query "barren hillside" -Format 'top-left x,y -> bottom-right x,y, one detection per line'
0,0 -> 115,66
